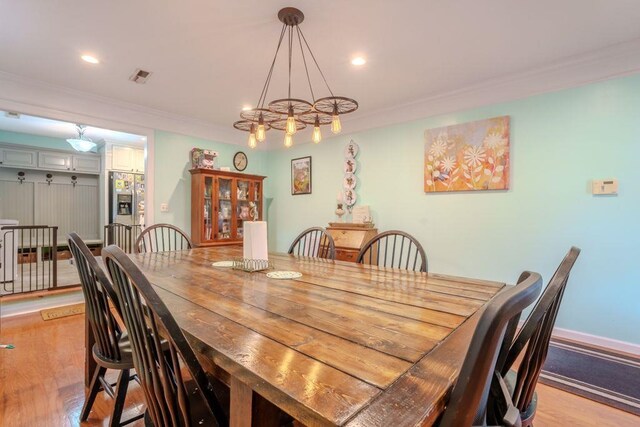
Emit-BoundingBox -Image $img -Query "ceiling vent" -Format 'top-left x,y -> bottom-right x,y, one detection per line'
5,111 -> 21,119
129,69 -> 152,84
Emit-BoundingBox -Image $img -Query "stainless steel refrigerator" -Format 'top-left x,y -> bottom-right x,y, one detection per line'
108,172 -> 145,226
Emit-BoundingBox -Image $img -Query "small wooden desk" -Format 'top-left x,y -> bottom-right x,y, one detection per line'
96,247 -> 504,426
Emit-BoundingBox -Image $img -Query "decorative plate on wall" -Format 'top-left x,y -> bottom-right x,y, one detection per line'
344,158 -> 357,174
343,173 -> 357,190
344,189 -> 357,206
344,140 -> 359,158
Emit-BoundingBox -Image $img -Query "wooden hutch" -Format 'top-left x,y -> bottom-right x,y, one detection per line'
190,169 -> 266,247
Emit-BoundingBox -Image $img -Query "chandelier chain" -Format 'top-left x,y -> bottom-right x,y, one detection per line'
257,23 -> 287,109
297,27 -> 335,98
296,25 -> 316,103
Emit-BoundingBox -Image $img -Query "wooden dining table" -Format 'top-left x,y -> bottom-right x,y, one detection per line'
87,246 -> 505,426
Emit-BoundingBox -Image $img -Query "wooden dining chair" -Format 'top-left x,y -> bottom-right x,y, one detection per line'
356,230 -> 428,272
489,247 -> 581,427
68,233 -> 141,427
102,244 -> 229,427
104,223 -> 133,253
288,227 -> 336,260
134,223 -> 193,254
439,271 -> 543,427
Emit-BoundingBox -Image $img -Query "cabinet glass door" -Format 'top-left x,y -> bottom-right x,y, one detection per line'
217,178 -> 232,240
236,180 -> 250,239
203,177 -> 213,241
251,181 -> 261,220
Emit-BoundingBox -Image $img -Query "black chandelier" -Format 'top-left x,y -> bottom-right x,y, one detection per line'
233,7 -> 358,148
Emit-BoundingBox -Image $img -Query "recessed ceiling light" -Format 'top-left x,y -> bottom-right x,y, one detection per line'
81,55 -> 100,64
351,56 -> 366,66
242,105 -> 252,111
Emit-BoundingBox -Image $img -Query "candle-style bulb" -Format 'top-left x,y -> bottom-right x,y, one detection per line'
285,106 -> 297,135
312,116 -> 322,144
284,133 -> 293,147
331,104 -> 341,134
256,114 -> 266,142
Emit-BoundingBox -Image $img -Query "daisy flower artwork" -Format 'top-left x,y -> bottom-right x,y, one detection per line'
424,116 -> 510,192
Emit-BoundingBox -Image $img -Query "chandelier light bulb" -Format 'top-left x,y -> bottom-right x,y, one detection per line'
248,125 -> 257,148
284,133 -> 293,147
331,112 -> 342,134
312,117 -> 322,144
256,114 -> 266,142
286,107 -> 297,135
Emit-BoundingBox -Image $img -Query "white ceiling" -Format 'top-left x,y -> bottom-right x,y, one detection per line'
1,0 -> 640,135
0,111 -> 145,145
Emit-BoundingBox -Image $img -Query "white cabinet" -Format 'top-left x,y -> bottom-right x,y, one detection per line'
111,145 -> 144,173
133,148 -> 145,173
72,155 -> 101,174
0,147 -> 37,168
38,151 -> 72,171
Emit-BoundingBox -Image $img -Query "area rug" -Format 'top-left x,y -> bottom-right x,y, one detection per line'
539,338 -> 640,416
40,303 -> 85,321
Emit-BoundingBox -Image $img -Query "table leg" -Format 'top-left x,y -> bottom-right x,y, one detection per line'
230,376 -> 253,427
84,313 -> 96,388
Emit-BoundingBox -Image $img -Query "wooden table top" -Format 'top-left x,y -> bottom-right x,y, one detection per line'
129,246 -> 505,426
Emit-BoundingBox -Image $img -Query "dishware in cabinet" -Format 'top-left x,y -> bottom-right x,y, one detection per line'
190,169 -> 266,247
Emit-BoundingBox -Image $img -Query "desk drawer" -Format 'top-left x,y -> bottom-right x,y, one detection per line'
335,249 -> 358,262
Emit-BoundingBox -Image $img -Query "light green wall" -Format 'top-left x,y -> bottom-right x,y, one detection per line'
265,74 -> 640,345
153,130 -> 268,233
0,129 -> 77,151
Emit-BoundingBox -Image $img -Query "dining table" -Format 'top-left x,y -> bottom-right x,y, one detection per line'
86,246 -> 505,426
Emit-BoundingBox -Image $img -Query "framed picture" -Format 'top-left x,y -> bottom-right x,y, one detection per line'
424,116 -> 510,193
291,156 -> 312,195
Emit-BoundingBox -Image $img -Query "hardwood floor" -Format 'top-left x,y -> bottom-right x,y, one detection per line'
0,310 -> 638,427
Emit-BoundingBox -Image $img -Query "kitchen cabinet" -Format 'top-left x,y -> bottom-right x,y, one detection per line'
111,145 -> 144,173
72,155 -> 101,174
38,151 -> 72,171
0,147 -> 37,168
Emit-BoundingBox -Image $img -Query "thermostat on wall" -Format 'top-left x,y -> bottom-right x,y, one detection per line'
591,179 -> 618,195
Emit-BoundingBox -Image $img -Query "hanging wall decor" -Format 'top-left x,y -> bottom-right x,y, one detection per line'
343,140 -> 359,213
424,116 -> 510,193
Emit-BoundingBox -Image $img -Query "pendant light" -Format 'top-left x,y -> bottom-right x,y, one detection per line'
233,7 -> 358,148
66,124 -> 96,152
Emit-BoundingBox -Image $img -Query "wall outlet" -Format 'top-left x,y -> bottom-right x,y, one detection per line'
591,179 -> 618,195
160,203 -> 169,212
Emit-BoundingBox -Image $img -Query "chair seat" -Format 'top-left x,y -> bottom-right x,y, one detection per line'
92,332 -> 134,370
504,369 -> 538,423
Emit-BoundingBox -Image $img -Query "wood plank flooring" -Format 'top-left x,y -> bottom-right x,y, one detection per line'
0,311 -> 638,427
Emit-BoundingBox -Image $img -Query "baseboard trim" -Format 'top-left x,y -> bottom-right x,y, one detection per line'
552,327 -> 640,357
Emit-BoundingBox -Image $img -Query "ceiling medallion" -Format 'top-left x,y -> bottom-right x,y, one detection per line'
233,7 -> 358,148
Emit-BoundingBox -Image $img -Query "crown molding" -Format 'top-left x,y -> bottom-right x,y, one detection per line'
2,38 -> 640,151
340,38 -> 640,138
0,70 -> 244,146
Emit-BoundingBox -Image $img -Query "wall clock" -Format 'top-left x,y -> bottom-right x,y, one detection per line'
233,151 -> 248,171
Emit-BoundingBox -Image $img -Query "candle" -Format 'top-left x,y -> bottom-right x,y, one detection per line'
337,190 -> 343,203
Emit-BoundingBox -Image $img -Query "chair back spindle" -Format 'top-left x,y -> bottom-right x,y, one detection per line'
288,227 -> 336,260
104,223 -> 133,253
357,230 -> 427,272
134,223 -> 193,254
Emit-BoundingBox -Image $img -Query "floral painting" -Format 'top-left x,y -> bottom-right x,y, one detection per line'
291,156 -> 312,195
424,116 -> 510,192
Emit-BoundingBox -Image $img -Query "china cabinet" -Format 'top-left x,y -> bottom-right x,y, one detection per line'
190,169 -> 265,247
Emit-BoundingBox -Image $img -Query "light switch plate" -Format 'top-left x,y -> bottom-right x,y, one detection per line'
160,203 -> 169,212
592,179 -> 618,195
